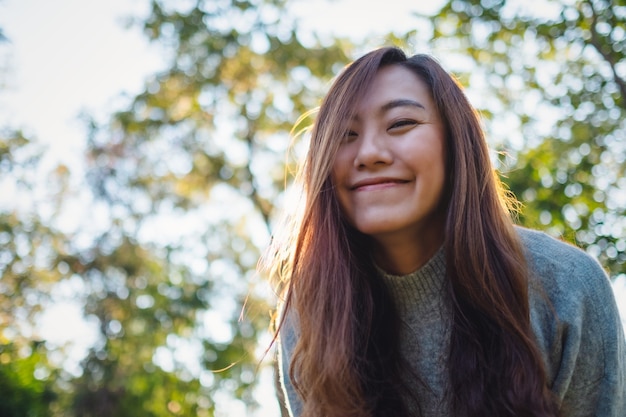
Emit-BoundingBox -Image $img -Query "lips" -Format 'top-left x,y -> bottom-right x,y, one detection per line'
350,177 -> 410,191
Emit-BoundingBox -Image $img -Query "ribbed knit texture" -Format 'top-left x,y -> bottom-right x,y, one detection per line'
377,246 -> 447,312
377,246 -> 450,415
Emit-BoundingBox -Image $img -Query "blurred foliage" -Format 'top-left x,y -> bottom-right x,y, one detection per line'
1,0 -> 351,416
74,0 -> 351,415
0,0 -> 624,416
0,131 -> 67,416
0,341 -> 56,417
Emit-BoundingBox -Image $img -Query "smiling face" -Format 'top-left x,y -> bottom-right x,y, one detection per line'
331,64 -> 447,258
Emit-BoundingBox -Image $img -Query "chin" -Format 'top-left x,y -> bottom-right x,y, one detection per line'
353,222 -> 403,237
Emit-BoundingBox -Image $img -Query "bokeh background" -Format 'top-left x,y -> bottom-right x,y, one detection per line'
0,0 -> 624,416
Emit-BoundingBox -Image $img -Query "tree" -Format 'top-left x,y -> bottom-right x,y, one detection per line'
0,130 -> 64,416
0,341 -> 56,417
65,0 -> 352,415
0,1 -> 352,413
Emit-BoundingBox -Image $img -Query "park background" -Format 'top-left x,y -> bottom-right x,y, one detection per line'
0,0 -> 625,415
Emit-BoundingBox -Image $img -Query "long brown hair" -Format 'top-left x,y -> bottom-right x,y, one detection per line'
266,47 -> 559,417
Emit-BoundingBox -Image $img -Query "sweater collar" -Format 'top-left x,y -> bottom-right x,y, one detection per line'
376,246 -> 447,309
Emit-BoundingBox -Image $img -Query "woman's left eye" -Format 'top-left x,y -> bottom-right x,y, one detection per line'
389,119 -> 417,130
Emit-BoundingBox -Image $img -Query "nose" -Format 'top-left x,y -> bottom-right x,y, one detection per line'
353,130 -> 393,168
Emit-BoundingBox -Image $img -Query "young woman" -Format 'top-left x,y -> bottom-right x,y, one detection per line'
264,47 -> 625,417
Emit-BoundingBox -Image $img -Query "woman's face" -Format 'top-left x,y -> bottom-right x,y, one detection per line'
331,64 -> 447,250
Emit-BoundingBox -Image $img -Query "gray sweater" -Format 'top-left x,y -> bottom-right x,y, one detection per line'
278,228 -> 626,416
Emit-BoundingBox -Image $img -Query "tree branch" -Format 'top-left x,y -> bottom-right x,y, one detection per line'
585,0 -> 626,110
243,122 -> 273,235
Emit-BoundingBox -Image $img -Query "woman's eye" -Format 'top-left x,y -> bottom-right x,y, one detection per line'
343,130 -> 358,141
389,119 -> 417,130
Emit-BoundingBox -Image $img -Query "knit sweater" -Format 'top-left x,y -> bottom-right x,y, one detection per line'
278,228 -> 626,416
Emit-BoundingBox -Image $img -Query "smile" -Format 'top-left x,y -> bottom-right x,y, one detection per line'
351,177 -> 410,191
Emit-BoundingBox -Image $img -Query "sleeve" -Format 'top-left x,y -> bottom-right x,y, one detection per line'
277,310 -> 303,417
522,228 -> 625,417
557,259 -> 626,417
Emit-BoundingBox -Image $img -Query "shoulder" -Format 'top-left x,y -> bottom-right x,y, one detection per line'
516,226 -> 616,336
518,227 -> 626,413
517,226 -> 604,276
517,226 -> 615,332
516,226 -> 610,299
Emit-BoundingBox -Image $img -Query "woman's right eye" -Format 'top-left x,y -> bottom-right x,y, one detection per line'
343,130 -> 358,141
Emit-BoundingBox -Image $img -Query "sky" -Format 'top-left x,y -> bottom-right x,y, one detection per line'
0,0 -> 165,166
0,0 -> 625,414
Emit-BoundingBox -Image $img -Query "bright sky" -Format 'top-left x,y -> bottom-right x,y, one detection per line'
0,0 -> 164,166
0,0 -> 624,414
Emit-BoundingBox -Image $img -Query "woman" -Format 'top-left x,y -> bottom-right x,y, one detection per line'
264,47 -> 625,417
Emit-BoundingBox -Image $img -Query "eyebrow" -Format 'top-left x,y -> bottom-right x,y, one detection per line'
380,99 -> 426,113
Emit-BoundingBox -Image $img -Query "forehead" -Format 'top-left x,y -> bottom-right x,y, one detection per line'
355,65 -> 432,113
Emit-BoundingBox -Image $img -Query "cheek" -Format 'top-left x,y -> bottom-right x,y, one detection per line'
329,160 -> 344,192
332,147 -> 351,170
329,172 -> 352,218
330,152 -> 349,188
331,177 -> 349,211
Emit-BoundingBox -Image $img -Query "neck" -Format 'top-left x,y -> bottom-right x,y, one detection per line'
372,225 -> 444,275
